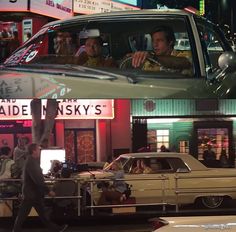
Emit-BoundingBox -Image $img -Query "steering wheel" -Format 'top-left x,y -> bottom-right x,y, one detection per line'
119,55 -> 161,70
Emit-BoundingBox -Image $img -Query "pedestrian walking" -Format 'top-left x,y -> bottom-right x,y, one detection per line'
12,143 -> 68,232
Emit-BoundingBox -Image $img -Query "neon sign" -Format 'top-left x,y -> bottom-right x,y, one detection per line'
0,99 -> 114,120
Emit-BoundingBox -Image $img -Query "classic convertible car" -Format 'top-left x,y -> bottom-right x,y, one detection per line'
1,9 -> 236,98
77,152 -> 236,213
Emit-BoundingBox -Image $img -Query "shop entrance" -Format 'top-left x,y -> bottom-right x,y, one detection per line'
64,129 -> 96,164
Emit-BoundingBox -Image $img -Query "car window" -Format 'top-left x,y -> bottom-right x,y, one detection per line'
174,36 -> 191,51
166,157 -> 189,172
149,158 -> 173,173
129,157 -> 175,174
5,15 -> 194,78
104,156 -> 130,172
195,18 -> 230,73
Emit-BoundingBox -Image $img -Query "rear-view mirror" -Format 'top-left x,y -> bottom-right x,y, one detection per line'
79,29 -> 100,39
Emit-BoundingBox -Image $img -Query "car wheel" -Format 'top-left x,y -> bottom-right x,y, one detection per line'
201,196 -> 224,209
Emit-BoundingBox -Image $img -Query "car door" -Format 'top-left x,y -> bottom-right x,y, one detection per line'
194,17 -> 236,98
124,158 -> 171,205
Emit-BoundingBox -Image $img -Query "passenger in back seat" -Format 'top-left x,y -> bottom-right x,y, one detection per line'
131,159 -> 143,174
140,159 -> 153,174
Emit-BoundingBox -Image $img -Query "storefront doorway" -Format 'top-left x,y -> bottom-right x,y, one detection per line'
64,129 -> 96,164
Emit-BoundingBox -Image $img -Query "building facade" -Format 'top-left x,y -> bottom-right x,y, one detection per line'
131,99 -> 236,166
0,99 -> 131,163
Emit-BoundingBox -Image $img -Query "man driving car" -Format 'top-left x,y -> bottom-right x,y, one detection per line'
131,25 -> 192,75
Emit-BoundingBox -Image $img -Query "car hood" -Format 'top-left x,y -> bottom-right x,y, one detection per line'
0,66 -> 220,99
75,170 -> 114,181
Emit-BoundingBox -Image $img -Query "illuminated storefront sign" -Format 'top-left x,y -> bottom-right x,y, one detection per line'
0,0 -> 28,11
112,0 -> 137,6
0,0 -> 73,18
0,99 -> 114,120
30,0 -> 73,19
199,0 -> 205,16
74,0 -> 139,14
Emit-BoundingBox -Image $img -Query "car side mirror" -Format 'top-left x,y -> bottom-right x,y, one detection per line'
218,51 -> 236,72
176,168 -> 189,173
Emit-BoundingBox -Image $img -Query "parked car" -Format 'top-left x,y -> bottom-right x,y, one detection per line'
77,152 -> 236,212
151,215 -> 236,231
1,9 -> 236,98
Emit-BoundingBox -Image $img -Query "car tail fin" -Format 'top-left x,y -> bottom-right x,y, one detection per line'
148,217 -> 169,230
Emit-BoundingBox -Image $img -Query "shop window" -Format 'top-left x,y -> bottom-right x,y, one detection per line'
179,140 -> 189,153
156,129 -> 169,152
197,128 -> 229,160
147,129 -> 157,151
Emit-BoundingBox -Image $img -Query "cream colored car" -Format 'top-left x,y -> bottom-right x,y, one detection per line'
77,152 -> 236,211
2,9 -> 236,98
152,215 -> 236,231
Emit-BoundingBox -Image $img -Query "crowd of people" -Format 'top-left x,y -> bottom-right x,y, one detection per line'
0,28 -> 32,63
0,29 -> 21,63
202,144 -> 230,168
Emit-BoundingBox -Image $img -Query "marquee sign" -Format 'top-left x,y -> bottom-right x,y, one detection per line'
0,99 -> 114,120
0,0 -> 73,19
31,0 -> 73,19
74,0 -> 139,14
0,0 -> 28,11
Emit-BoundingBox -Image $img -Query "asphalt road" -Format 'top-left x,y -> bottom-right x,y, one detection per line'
1,203 -> 236,232
0,215 -> 153,232
0,224 -> 152,232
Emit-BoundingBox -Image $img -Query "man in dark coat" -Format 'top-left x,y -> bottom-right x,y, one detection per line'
12,143 -> 68,232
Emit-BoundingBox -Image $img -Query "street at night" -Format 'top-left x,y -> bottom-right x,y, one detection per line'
1,1 -> 236,232
0,215 -> 152,232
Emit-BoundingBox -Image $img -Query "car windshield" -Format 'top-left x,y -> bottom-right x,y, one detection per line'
104,156 -> 131,173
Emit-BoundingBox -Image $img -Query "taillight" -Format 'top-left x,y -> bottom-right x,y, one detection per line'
149,217 -> 169,230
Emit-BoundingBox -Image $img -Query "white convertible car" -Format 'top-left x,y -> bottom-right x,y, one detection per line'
77,152 -> 236,212
151,215 -> 236,231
